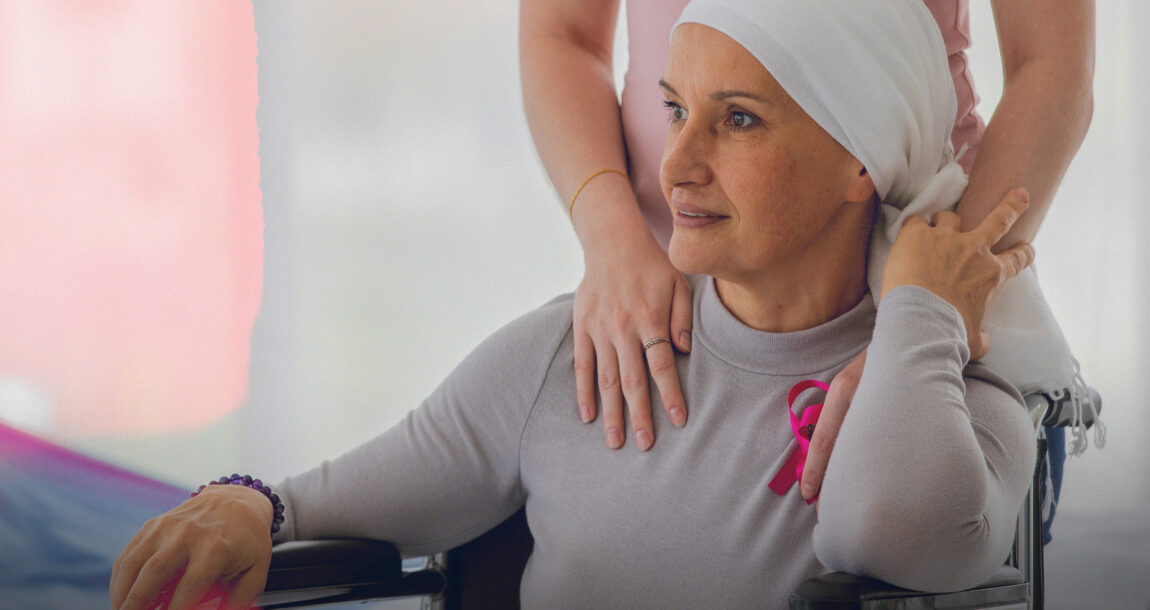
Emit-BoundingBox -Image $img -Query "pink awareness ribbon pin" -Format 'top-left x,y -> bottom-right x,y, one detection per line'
767,379 -> 830,505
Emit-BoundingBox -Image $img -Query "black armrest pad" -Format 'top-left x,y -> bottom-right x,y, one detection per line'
265,539 -> 402,591
789,567 -> 1026,610
259,539 -> 445,608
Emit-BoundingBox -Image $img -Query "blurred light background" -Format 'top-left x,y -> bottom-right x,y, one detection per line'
1,1 -> 1146,608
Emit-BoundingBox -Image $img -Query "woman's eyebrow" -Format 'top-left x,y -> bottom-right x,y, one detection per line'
658,79 -> 777,107
712,89 -> 778,106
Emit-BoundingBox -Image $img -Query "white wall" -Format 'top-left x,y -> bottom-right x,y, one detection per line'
967,2 -> 1150,514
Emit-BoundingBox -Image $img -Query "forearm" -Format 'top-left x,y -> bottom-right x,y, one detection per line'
815,286 -> 1035,591
956,0 -> 1095,248
956,65 -> 1093,246
519,0 -> 651,250
274,410 -> 526,557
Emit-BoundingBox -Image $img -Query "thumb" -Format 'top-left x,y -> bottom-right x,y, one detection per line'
971,329 -> 990,361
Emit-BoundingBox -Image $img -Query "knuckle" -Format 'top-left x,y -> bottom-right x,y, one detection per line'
121,590 -> 153,610
204,535 -> 231,557
988,266 -> 1005,285
114,553 -> 140,575
140,552 -> 175,578
634,302 -> 659,325
572,359 -> 595,376
620,372 -> 646,392
597,370 -> 618,390
608,306 -> 631,334
580,320 -> 603,338
139,515 -> 167,535
603,409 -> 624,426
647,356 -> 675,376
173,523 -> 206,547
802,460 -> 826,480
809,430 -> 837,454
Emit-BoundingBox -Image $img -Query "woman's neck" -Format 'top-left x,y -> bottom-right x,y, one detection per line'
714,208 -> 873,333
715,270 -> 867,332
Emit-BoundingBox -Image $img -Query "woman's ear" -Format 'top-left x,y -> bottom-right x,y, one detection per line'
845,162 -> 876,204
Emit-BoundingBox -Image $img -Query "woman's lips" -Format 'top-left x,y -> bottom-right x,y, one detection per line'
672,202 -> 727,228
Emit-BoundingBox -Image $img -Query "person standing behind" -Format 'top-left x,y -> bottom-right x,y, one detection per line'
519,1 -> 1094,526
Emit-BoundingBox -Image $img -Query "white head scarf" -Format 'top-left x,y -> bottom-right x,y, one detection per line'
675,0 -> 964,212
673,0 -> 1103,453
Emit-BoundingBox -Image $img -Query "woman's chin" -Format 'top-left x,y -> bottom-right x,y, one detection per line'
668,237 -> 718,277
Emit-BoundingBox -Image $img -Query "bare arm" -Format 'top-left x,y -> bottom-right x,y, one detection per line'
519,0 -> 640,242
520,0 -> 692,450
956,0 -> 1094,248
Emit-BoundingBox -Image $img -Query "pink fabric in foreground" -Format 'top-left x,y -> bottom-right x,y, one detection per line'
0,3 -> 262,435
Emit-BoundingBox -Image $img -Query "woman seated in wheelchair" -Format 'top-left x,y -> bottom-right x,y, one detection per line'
112,1 -> 1038,608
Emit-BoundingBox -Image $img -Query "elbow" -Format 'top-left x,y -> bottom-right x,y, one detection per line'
1064,65 -> 1094,143
518,7 -> 615,72
1079,84 -> 1095,140
814,489 -> 1011,592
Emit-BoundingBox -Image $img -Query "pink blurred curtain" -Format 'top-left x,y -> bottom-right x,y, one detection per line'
0,2 -> 262,435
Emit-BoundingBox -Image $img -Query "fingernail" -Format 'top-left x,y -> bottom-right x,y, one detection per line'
680,330 -> 692,352
635,429 -> 653,451
607,428 -> 624,449
670,407 -> 686,427
801,483 -> 815,498
1014,188 -> 1029,204
579,403 -> 591,423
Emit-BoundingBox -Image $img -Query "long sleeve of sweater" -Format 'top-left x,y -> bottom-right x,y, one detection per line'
814,285 -> 1037,592
271,296 -> 573,557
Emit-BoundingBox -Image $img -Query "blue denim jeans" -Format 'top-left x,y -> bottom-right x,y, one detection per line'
1040,426 -> 1066,545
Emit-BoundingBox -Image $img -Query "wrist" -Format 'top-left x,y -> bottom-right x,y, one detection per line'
193,474 -> 284,536
570,179 -> 650,249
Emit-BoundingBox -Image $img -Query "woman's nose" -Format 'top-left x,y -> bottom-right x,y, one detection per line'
660,120 -> 711,189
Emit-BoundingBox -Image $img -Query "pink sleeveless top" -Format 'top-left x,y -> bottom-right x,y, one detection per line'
622,0 -> 985,248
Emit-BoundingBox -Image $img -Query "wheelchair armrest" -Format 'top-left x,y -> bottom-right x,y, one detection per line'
257,539 -> 445,609
1027,386 -> 1102,429
788,566 -> 1027,609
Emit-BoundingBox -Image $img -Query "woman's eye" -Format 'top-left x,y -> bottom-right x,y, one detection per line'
728,110 -> 757,130
663,100 -> 687,122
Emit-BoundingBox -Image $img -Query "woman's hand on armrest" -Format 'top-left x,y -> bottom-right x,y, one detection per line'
109,485 -> 274,610
881,188 -> 1036,360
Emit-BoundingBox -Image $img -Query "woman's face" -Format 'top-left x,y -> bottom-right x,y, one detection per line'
660,24 -> 873,283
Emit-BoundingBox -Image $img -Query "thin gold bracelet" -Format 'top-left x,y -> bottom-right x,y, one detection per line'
568,169 -> 630,220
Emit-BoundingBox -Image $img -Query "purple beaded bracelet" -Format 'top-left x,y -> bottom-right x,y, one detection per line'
192,474 -> 286,536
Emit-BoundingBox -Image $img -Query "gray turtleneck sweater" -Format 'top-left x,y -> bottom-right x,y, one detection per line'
274,279 -> 1035,608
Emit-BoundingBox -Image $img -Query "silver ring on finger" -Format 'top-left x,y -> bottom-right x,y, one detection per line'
642,337 -> 670,352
